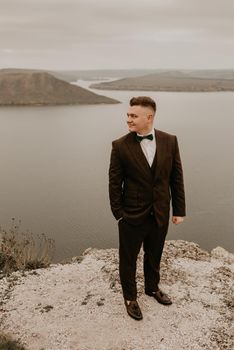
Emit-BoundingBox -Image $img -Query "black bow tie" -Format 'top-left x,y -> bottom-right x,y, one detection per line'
136,133 -> 153,142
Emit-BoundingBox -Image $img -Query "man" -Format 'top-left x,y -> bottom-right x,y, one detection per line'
109,96 -> 186,321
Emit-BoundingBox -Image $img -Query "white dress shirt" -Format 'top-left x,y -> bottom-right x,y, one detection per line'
137,128 -> 156,167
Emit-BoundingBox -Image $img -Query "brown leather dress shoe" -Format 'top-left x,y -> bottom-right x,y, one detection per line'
124,299 -> 143,320
145,289 -> 172,305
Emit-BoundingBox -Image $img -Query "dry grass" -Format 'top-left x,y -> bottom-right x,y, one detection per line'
0,219 -> 55,349
0,218 -> 55,275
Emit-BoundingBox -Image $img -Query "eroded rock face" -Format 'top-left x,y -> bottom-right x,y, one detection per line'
0,240 -> 233,350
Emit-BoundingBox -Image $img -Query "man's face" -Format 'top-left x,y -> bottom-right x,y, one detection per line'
126,105 -> 154,134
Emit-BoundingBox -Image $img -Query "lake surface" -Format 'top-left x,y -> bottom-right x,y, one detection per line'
0,82 -> 233,262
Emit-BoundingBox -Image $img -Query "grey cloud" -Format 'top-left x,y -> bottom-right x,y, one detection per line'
0,0 -> 234,69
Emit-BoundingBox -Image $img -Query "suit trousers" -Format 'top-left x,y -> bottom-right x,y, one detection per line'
118,213 -> 169,301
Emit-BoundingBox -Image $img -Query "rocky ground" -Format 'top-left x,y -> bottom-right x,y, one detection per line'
0,240 -> 233,350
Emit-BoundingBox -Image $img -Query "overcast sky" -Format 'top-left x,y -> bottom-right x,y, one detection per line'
1,0 -> 234,70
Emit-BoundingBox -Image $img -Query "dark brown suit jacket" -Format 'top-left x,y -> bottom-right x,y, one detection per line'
108,128 -> 186,228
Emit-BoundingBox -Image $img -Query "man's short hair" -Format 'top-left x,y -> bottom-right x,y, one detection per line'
129,96 -> 156,113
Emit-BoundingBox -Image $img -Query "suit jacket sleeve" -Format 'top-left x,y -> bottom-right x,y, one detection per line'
108,141 -> 124,220
170,136 -> 186,217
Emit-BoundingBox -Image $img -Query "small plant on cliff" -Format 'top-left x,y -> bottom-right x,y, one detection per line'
0,218 -> 55,275
0,332 -> 27,350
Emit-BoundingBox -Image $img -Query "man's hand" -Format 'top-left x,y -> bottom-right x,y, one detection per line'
172,216 -> 184,225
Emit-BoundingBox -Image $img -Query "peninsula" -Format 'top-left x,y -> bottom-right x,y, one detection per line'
0,70 -> 119,106
90,70 -> 234,92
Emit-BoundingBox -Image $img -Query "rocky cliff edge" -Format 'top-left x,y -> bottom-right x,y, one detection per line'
0,240 -> 233,350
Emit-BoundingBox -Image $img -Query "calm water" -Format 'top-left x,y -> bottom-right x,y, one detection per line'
0,83 -> 233,262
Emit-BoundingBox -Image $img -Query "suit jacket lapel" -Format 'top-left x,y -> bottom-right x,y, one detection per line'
150,129 -> 158,171
125,129 -> 167,182
154,129 -> 164,181
126,132 -> 152,181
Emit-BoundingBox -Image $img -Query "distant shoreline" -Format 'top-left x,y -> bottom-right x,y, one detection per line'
90,77 -> 234,92
91,86 -> 234,92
